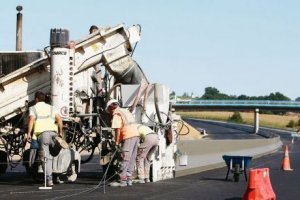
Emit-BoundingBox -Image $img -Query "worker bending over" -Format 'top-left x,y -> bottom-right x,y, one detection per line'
107,99 -> 139,187
136,124 -> 159,183
26,91 -> 65,186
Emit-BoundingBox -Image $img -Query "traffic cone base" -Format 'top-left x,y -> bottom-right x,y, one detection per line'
243,168 -> 276,200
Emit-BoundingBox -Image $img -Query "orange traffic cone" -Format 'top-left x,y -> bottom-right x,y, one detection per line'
281,145 -> 293,171
243,168 -> 276,200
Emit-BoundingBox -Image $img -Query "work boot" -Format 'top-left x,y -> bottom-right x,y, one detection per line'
109,181 -> 120,187
127,179 -> 133,186
110,180 -> 127,187
47,180 -> 54,187
54,176 -> 64,184
46,175 -> 53,186
119,180 -> 127,187
138,179 -> 145,184
38,164 -> 43,173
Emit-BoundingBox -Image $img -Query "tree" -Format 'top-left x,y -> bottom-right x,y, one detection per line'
237,95 -> 250,100
182,92 -> 190,98
202,87 -> 220,99
201,87 -> 227,99
201,87 -> 233,99
228,111 -> 243,123
286,120 -> 296,128
268,92 -> 290,101
197,86 -> 292,101
296,97 -> 300,102
169,91 -> 176,99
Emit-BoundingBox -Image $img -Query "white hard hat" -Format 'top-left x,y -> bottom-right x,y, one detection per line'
106,99 -> 119,111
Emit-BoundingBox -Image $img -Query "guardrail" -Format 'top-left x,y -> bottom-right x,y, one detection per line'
172,100 -> 300,111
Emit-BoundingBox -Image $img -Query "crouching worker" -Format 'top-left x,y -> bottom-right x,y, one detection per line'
136,124 -> 159,183
26,91 -> 66,186
107,99 -> 139,187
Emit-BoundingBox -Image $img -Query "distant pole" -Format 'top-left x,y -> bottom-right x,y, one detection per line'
254,108 -> 259,133
16,5 -> 23,51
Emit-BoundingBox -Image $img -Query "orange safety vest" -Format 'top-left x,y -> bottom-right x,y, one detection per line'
113,108 -> 139,144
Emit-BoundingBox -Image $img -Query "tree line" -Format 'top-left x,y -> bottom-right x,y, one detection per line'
172,87 -> 300,128
174,87 -> 294,101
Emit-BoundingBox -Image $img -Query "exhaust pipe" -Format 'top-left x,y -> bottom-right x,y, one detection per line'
16,5 -> 23,51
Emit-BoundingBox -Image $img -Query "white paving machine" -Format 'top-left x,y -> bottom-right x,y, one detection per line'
0,24 -> 178,182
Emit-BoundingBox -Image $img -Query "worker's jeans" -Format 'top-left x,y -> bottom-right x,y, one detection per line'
38,131 -> 57,181
136,133 -> 159,179
119,136 -> 139,181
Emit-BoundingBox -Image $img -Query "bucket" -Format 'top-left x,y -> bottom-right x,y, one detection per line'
179,154 -> 188,166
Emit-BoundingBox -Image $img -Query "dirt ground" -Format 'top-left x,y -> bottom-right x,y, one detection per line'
177,121 -> 204,140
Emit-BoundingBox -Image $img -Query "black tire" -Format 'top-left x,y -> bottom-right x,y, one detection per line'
22,149 -> 41,181
22,149 -> 31,175
233,173 -> 240,182
0,150 -> 7,175
30,162 -> 42,182
102,163 -> 118,180
149,164 -> 153,182
233,164 -> 240,182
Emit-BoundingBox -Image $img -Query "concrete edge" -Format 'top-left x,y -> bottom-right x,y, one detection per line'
175,137 -> 282,178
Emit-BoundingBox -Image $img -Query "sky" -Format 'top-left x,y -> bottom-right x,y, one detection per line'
1,1 -> 300,100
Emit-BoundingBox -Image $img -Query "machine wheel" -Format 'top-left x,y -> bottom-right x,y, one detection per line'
149,164 -> 153,182
80,147 -> 95,164
0,150 -> 7,175
31,163 -> 42,182
233,164 -> 240,182
233,173 -> 240,182
102,163 -> 117,178
22,149 -> 42,181
22,149 -> 31,175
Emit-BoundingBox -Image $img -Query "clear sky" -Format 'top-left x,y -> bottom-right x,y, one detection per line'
1,1 -> 300,100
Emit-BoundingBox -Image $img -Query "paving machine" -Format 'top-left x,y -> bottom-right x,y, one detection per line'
0,24 -> 178,182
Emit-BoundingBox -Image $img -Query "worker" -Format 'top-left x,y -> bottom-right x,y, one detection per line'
107,99 -> 139,187
89,25 -> 105,97
26,91 -> 65,186
89,25 -> 98,34
136,124 -> 159,183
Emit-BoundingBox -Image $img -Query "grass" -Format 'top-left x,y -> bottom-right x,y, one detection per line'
177,111 -> 300,131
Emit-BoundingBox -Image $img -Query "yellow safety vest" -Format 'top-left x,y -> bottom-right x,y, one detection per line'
31,102 -> 58,139
137,125 -> 154,137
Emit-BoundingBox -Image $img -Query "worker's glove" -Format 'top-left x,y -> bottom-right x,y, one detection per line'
139,134 -> 145,143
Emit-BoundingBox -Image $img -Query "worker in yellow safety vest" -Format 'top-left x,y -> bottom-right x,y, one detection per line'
107,99 -> 139,187
136,124 -> 159,183
26,91 -> 64,186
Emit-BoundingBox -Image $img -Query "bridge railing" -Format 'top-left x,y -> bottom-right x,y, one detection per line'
174,100 -> 300,107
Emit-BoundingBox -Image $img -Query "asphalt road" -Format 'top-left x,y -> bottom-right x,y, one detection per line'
0,120 -> 299,200
184,118 -> 264,140
185,118 -> 280,139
